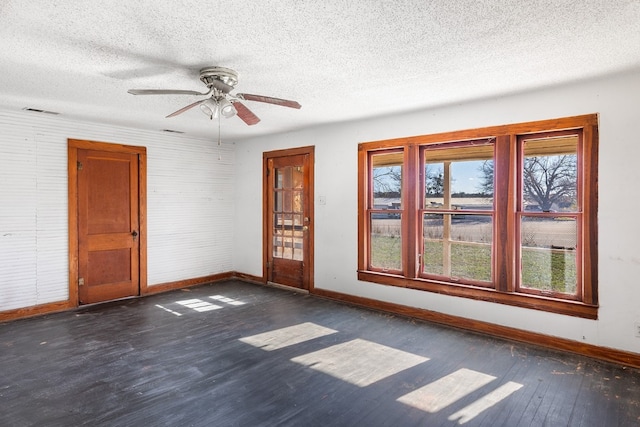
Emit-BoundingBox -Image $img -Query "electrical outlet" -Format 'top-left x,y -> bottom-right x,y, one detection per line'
635,322 -> 640,338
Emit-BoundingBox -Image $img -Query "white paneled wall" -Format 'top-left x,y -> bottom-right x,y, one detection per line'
147,137 -> 235,284
0,110 -> 235,311
0,122 -> 37,310
35,131 -> 69,305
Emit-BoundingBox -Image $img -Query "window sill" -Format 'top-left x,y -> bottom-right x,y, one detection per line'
357,270 -> 598,319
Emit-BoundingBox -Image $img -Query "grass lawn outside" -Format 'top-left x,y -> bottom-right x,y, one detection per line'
370,236 -> 577,294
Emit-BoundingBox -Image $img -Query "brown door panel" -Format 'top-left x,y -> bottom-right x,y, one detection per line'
271,258 -> 304,288
77,148 -> 140,304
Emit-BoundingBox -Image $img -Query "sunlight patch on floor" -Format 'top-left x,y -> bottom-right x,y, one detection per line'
176,299 -> 222,312
397,368 -> 495,413
448,381 -> 523,424
237,321 -> 524,422
291,338 -> 429,387
210,295 -> 246,306
155,304 -> 182,316
239,322 -> 338,351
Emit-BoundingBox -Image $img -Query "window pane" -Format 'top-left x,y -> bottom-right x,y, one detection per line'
520,216 -> 577,294
424,162 -> 444,198
370,214 -> 402,271
275,191 -> 283,212
452,160 -> 493,199
273,223 -> 283,258
273,244 -> 282,258
424,140 -> 494,210
275,167 -> 287,189
293,190 -> 303,213
424,160 -> 493,199
283,241 -> 293,259
293,215 -> 304,261
423,213 -> 492,282
292,166 -> 304,189
372,152 -> 402,209
283,191 -> 292,212
522,136 -> 578,213
293,236 -> 303,261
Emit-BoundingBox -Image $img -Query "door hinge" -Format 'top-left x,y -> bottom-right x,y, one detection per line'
266,168 -> 270,176
78,277 -> 85,286
77,161 -> 83,170
266,262 -> 271,268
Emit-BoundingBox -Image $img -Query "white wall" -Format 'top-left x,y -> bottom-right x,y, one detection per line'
0,111 -> 235,311
233,69 -> 640,355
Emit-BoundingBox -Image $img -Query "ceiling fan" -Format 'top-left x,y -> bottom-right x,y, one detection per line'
127,66 -> 301,126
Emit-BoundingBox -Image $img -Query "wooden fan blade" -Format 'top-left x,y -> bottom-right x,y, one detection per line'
166,99 -> 207,118
233,101 -> 261,126
128,89 -> 209,96
236,93 -> 301,109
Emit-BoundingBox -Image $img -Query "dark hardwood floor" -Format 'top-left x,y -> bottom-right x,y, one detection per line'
1,280 -> 639,426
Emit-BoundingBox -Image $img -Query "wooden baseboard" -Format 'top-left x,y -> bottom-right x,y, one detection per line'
265,281 -> 309,294
142,272 -> 235,295
311,287 -> 640,370
0,271 -> 245,322
233,272 -> 264,285
0,300 -> 74,323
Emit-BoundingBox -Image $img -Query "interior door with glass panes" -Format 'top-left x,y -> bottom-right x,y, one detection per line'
265,149 -> 313,290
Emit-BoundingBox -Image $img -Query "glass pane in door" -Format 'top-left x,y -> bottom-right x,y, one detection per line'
273,165 -> 305,261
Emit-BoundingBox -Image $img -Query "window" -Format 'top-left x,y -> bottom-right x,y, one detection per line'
369,150 -> 403,272
518,133 -> 580,298
358,115 -> 598,318
420,139 -> 494,286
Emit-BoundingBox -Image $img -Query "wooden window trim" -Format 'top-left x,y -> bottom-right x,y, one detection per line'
515,130 -> 583,301
358,114 -> 598,319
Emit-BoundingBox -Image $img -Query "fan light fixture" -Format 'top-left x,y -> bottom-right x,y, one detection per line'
219,98 -> 237,118
199,99 -> 218,119
199,98 -> 237,120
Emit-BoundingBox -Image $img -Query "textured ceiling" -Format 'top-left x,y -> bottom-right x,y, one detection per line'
1,1 -> 639,141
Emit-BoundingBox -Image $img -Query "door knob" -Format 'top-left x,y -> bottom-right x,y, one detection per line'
132,230 -> 138,240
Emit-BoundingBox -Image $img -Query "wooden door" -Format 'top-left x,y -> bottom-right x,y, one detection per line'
76,148 -> 140,304
264,147 -> 314,290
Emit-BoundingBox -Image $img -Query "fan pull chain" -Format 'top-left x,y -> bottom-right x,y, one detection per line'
217,111 -> 222,161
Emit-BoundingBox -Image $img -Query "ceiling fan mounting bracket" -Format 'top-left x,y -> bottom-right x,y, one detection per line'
199,66 -> 238,89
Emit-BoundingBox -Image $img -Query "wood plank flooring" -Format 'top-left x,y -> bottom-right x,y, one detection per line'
1,280 -> 639,426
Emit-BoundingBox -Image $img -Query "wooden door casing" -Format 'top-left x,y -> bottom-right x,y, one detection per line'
68,140 -> 147,306
263,146 -> 314,290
